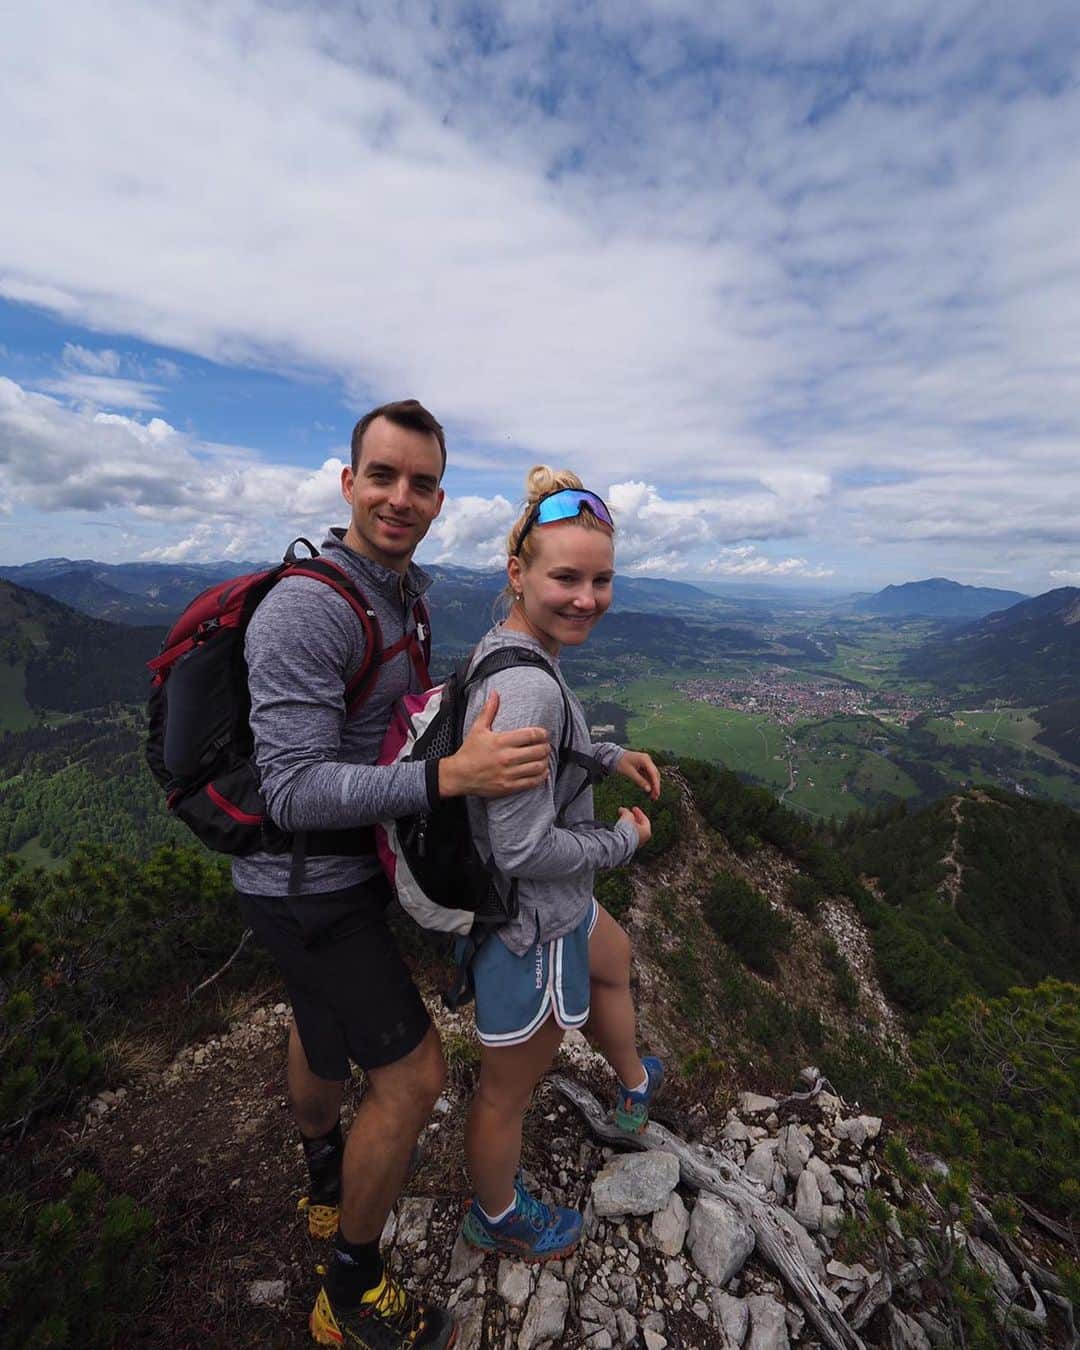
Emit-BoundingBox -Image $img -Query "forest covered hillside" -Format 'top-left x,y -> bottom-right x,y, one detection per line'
0,579 -> 164,725
903,586 -> 1080,704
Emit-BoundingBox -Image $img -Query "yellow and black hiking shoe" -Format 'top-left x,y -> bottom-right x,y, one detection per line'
299,1196 -> 341,1240
309,1275 -> 457,1348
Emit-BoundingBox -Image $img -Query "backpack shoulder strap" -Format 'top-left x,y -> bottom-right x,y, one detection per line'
276,556 -> 383,717
464,645 -> 604,820
380,594 -> 434,692
465,646 -> 573,753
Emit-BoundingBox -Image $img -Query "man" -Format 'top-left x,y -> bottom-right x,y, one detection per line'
234,400 -> 549,1350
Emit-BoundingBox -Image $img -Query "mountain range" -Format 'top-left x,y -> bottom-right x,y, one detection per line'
851,576 -> 1028,620
0,556 -> 761,630
903,586 -> 1080,704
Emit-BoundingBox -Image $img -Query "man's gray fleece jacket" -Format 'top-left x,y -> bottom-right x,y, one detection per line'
232,529 -> 436,897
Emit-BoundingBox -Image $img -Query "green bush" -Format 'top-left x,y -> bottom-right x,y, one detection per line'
594,868 -> 633,923
703,871 -> 791,977
0,844 -> 255,1133
820,937 -> 860,1009
872,909 -> 970,1018
592,773 -> 680,858
0,899 -> 101,1135
910,979 -> 1080,1216
787,873 -> 823,916
0,1170 -> 157,1348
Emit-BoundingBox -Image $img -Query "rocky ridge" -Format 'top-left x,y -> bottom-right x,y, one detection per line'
75,1001 -> 1068,1349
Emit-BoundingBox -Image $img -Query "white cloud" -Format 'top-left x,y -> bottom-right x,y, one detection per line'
62,343 -> 121,375
704,546 -> 834,579
424,494 -> 516,568
36,372 -> 164,411
0,1 -> 1078,586
1049,568 -> 1080,586
0,378 -> 341,544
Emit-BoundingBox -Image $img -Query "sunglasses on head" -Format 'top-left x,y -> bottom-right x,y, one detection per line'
512,488 -> 615,556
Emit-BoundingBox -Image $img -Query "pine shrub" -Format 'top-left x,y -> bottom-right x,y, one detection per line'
703,871 -> 791,977
910,978 -> 1080,1216
0,1170 -> 157,1348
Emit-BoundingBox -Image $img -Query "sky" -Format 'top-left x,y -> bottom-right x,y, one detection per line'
1,0 -> 1079,593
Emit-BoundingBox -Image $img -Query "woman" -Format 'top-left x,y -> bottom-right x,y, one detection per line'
460,466 -> 664,1262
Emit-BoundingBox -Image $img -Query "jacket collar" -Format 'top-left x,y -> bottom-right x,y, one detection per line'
322,527 -> 434,601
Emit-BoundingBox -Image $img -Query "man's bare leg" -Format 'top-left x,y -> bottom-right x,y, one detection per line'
338,1024 -> 446,1243
287,1020 -> 344,1136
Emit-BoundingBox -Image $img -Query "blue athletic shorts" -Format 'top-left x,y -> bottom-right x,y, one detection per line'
467,899 -> 599,1047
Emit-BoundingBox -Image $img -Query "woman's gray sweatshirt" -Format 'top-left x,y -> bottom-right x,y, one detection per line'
464,625 -> 638,956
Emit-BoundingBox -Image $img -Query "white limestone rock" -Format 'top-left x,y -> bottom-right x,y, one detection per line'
448,1231 -> 486,1282
739,1092 -> 778,1114
452,1298 -> 485,1350
794,1169 -> 823,1232
712,1289 -> 750,1346
395,1197 -> 434,1247
496,1259 -> 534,1309
649,1188 -> 689,1256
247,1279 -> 287,1307
806,1154 -> 844,1203
832,1117 -> 869,1148
592,1151 -> 680,1218
777,1124 -> 812,1181
886,1305 -> 933,1350
743,1140 -> 778,1187
746,1294 -> 790,1350
820,1204 -> 844,1239
687,1194 -> 755,1288
518,1268 -> 569,1350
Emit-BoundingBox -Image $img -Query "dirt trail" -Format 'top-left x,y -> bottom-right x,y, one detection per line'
939,795 -> 965,908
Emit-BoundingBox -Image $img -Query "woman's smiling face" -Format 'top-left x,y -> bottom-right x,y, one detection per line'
507,521 -> 615,656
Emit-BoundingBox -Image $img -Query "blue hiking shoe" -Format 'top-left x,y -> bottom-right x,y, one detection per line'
461,1179 -> 582,1262
614,1056 -> 664,1134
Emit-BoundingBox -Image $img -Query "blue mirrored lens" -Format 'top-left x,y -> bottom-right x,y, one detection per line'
534,490 -> 613,528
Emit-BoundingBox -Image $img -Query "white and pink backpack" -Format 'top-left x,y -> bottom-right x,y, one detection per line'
376,646 -> 600,939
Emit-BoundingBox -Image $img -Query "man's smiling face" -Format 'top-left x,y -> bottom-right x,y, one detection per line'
340,415 -> 445,573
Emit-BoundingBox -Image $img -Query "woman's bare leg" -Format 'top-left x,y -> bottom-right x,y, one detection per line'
586,905 -> 646,1089
465,1013 -> 566,1216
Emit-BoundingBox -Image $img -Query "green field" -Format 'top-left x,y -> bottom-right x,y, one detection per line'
786,717 -> 922,818
579,667 -> 1080,820
593,674 -> 792,791
0,662 -> 36,733
819,619 -> 941,692
924,709 -> 1071,766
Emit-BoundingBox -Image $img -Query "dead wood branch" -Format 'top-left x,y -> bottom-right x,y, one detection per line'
549,1073 -> 865,1350
186,928 -> 253,1003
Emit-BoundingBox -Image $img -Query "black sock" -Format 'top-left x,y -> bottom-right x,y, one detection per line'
329,1233 -> 383,1308
301,1121 -> 343,1206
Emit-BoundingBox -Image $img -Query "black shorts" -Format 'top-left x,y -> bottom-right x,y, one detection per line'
237,876 -> 431,1080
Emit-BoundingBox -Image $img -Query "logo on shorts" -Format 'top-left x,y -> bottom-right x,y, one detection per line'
534,944 -> 544,991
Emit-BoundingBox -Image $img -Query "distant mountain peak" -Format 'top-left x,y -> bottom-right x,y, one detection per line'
854,577 -> 1027,620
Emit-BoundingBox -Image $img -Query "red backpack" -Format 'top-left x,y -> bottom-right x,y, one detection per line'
145,538 -> 431,863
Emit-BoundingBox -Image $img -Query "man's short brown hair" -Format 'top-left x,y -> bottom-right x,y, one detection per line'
350,399 -> 446,476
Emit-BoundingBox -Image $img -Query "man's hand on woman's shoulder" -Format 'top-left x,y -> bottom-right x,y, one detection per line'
614,750 -> 661,800
438,692 -> 550,799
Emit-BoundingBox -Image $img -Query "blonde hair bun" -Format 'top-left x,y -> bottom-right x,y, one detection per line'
524,464 -> 584,505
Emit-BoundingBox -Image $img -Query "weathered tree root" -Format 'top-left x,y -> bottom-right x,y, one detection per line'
549,1074 -> 866,1350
